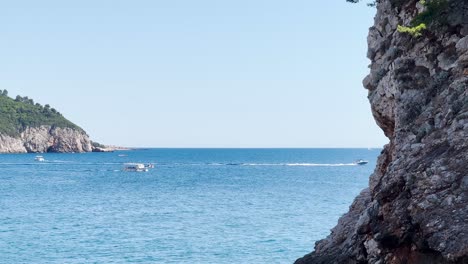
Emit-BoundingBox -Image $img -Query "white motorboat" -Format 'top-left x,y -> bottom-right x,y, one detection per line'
355,159 -> 369,165
123,163 -> 148,172
35,155 -> 45,162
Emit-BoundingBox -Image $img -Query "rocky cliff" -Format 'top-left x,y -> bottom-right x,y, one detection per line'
0,126 -> 92,153
296,0 -> 467,263
0,93 -> 103,153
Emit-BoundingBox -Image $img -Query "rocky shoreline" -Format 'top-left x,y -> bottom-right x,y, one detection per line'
92,145 -> 132,152
0,125 -> 125,153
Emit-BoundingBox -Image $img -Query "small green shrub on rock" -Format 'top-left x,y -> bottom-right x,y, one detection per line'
348,0 -> 448,37
397,23 -> 427,37
397,0 -> 448,37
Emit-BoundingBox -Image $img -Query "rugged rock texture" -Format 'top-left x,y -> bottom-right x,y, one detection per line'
296,0 -> 468,263
0,126 -> 92,153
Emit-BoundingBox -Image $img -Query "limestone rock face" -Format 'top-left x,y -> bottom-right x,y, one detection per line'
0,134 -> 27,153
0,126 -> 92,153
296,0 -> 468,263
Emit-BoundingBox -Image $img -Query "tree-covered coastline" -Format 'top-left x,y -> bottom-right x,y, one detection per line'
0,89 -> 83,137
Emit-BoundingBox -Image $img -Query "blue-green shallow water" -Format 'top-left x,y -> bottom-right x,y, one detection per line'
0,148 -> 381,263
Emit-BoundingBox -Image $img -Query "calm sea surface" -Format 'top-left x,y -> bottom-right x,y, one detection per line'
0,148 -> 380,263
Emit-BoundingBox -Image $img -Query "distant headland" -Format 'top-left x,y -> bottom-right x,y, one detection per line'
0,90 -> 123,153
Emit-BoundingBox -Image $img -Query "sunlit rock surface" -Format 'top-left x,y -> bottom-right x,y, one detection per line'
296,0 -> 468,263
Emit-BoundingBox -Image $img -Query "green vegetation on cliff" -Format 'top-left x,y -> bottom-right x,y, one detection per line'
0,89 -> 83,137
349,0 -> 449,37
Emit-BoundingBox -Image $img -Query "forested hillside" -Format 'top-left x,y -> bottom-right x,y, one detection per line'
0,89 -> 82,137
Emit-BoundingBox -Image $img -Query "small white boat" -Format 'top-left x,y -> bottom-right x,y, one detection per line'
355,159 -> 369,165
35,155 -> 45,162
123,163 -> 148,172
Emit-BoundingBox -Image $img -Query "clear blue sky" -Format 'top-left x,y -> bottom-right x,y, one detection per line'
0,0 -> 387,148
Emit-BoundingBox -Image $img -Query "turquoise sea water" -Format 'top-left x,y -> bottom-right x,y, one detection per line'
0,148 -> 380,263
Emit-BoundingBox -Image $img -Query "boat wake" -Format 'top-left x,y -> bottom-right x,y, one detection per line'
240,163 -> 358,167
157,162 -> 359,167
0,161 -> 359,168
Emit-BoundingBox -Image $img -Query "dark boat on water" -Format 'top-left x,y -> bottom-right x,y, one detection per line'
355,159 -> 368,165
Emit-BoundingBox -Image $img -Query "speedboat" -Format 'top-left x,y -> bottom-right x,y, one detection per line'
123,163 -> 148,172
35,155 -> 45,162
355,159 -> 368,165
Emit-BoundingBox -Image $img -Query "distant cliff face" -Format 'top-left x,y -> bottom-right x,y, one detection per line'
0,93 -> 96,153
0,126 -> 92,153
296,0 -> 467,263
